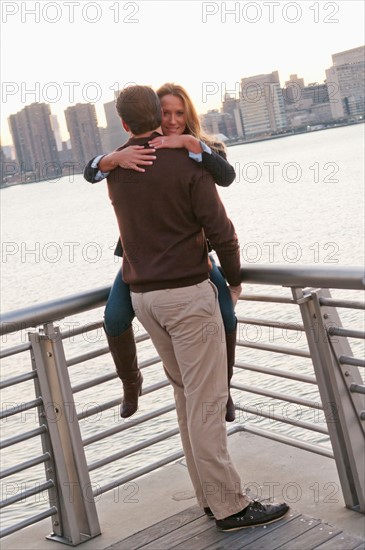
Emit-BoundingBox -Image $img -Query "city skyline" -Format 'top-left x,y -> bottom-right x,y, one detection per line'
4,42 -> 363,184
1,0 -> 364,145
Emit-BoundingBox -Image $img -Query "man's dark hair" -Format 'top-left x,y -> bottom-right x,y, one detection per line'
116,85 -> 162,135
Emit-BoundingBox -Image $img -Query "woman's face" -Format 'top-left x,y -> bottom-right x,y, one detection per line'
160,94 -> 187,136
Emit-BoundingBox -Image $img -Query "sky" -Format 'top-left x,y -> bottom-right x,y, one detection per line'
1,0 -> 364,146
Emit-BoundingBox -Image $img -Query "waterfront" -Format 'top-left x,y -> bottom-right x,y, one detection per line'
1,123 -> 364,531
1,124 -> 364,312
1,124 -> 364,308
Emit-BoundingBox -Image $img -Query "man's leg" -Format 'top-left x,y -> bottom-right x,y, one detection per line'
131,290 -> 209,508
132,282 -> 250,520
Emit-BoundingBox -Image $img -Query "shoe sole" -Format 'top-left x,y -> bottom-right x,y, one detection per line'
216,508 -> 290,532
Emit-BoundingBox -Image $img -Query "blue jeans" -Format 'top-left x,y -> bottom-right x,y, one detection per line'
104,256 -> 237,337
208,257 -> 237,333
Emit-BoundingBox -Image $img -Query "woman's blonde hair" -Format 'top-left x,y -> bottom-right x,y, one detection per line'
156,83 -> 225,153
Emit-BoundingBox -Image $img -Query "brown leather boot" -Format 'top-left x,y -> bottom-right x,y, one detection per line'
105,326 -> 143,418
225,327 -> 237,422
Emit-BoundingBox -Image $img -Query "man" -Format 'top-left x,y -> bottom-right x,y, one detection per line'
106,85 -> 289,531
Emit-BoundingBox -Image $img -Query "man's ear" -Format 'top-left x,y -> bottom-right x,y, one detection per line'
121,119 -> 130,132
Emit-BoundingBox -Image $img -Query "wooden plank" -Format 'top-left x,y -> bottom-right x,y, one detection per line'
108,504 -> 364,550
140,516 -> 212,550
106,506 -> 205,550
278,523 -> 341,549
316,533 -> 365,550
195,511 -> 301,550
240,514 -> 321,550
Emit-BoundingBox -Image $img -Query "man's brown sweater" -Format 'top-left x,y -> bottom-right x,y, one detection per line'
107,132 -> 241,292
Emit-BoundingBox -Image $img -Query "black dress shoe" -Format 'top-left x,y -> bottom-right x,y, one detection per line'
215,500 -> 289,532
204,507 -> 215,519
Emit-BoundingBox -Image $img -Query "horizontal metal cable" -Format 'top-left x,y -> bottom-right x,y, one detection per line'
83,403 -> 176,446
350,383 -> 365,395
93,450 -> 185,497
339,355 -> 365,367
0,342 -> 31,359
328,327 -> 365,339
92,426 -> 241,497
76,379 -> 170,420
73,370 -> 117,391
61,320 -> 103,339
237,339 -> 311,358
0,506 -> 58,539
234,361 -> 317,385
0,480 -> 54,509
88,428 -> 180,472
67,346 -> 110,367
237,316 -> 304,331
0,398 -> 43,420
0,370 -> 37,390
319,297 -> 365,310
235,404 -> 328,435
239,424 -> 334,459
239,294 -> 294,304
72,355 -> 161,393
0,426 -> 47,450
77,397 -> 122,421
68,340 -> 153,368
232,382 -> 323,410
0,453 -> 51,479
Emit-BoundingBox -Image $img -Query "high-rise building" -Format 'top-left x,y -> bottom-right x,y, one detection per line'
65,103 -> 102,170
1,145 -> 15,160
283,75 -> 332,128
102,100 -> 129,151
8,103 -> 60,176
239,71 -> 287,138
325,45 -> 365,120
222,94 -> 244,138
284,74 -> 305,102
51,114 -> 63,151
200,109 -> 235,140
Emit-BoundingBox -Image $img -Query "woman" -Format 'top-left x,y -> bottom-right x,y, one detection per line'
84,83 -> 239,422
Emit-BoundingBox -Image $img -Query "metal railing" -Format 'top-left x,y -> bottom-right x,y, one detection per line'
0,265 -> 364,545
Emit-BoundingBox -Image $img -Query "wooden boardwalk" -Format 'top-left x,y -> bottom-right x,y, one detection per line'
106,504 -> 364,550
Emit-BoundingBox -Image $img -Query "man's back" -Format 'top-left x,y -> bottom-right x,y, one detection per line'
107,133 -> 240,292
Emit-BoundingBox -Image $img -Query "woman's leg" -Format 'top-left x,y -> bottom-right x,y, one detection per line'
104,268 -> 143,418
209,256 -> 237,422
104,267 -> 135,336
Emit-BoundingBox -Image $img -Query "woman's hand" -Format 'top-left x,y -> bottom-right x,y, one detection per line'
116,146 -> 157,172
149,134 -> 204,153
148,135 -> 186,150
100,146 -> 156,173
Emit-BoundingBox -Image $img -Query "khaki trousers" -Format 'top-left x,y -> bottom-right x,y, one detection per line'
131,280 -> 249,520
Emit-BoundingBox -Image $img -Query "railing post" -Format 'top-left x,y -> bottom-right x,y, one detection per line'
293,287 -> 365,513
29,322 -> 101,545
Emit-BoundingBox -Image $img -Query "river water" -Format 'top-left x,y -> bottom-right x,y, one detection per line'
1,123 -> 364,528
1,124 -> 364,310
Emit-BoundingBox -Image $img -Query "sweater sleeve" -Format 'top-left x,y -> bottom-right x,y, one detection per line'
190,173 -> 241,286
201,148 -> 236,187
83,155 -> 108,184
